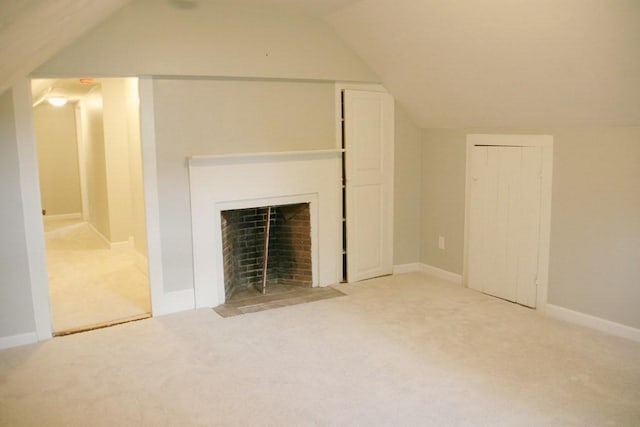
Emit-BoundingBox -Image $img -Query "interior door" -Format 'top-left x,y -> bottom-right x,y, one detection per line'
344,89 -> 394,282
467,145 -> 542,307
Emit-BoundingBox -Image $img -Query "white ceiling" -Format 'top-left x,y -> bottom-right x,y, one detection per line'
31,78 -> 100,107
3,0 -> 640,128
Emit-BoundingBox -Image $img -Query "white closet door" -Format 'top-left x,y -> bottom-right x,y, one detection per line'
468,145 -> 542,307
344,90 -> 394,282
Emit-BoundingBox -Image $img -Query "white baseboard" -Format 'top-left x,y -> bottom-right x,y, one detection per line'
45,221 -> 86,237
420,263 -> 463,285
393,263 -> 423,274
43,212 -> 82,222
88,222 -> 111,247
110,240 -> 131,250
546,304 -> 640,343
0,332 -> 38,350
152,289 -> 195,316
87,223 -> 131,249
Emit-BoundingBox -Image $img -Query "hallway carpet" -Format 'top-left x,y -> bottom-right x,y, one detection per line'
45,219 -> 151,333
1,273 -> 639,426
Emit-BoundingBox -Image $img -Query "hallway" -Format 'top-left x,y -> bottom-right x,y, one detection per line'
45,217 -> 150,334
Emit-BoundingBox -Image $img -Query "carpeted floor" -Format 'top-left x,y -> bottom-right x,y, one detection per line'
1,273 -> 639,426
45,218 -> 151,333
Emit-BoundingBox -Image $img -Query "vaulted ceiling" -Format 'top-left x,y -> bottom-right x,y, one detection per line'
326,0 -> 640,128
0,0 -> 131,96
2,0 -> 639,128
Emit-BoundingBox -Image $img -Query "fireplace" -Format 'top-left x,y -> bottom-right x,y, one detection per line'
221,203 -> 312,301
188,149 -> 342,308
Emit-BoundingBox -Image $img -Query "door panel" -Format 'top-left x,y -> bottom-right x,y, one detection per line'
344,90 -> 394,282
468,145 -> 542,307
353,184 -> 383,273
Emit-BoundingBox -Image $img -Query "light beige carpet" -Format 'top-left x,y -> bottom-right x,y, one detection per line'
1,273 -> 639,426
45,219 -> 151,333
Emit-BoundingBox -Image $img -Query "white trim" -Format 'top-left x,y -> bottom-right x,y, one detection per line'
138,77 -> 165,316
420,263 -> 463,284
546,304 -> 640,343
463,134 -> 553,311
152,289 -> 195,316
393,263 -> 422,274
43,212 -> 82,222
0,332 -> 38,350
44,221 -> 85,237
87,222 -> 111,248
189,149 -> 344,162
110,240 -> 131,250
13,78 -> 53,341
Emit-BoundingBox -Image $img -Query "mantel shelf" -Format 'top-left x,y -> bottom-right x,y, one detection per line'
189,149 -> 345,164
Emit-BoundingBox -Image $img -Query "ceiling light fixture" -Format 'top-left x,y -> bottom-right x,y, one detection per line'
47,96 -> 68,107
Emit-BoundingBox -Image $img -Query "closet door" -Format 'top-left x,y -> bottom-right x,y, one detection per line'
343,90 -> 394,282
467,145 -> 542,307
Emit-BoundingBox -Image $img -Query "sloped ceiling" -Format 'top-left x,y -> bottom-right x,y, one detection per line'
325,0 -> 640,128
2,0 -> 639,128
0,0 -> 131,95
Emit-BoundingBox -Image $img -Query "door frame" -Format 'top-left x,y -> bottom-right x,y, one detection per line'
463,134 -> 553,311
334,83 -> 393,283
14,76 -> 164,342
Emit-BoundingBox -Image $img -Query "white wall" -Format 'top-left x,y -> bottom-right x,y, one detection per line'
421,130 -> 466,274
33,103 -> 82,216
420,127 -> 640,330
0,89 -> 36,340
393,105 -> 422,265
101,78 -> 134,244
34,0 -> 378,83
125,78 -> 147,261
78,87 -> 110,239
549,127 -> 640,329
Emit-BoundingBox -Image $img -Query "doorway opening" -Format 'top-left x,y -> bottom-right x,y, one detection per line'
31,77 -> 151,335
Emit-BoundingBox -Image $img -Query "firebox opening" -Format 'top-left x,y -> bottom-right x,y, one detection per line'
221,202 -> 312,302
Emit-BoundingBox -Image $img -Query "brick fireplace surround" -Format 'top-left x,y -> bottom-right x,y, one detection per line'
221,203 -> 312,300
188,150 -> 343,308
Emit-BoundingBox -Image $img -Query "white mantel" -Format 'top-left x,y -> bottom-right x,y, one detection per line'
188,149 -> 343,308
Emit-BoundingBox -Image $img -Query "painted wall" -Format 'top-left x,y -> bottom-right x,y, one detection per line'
101,78 -> 134,244
34,0 -> 378,83
421,127 -> 640,329
0,89 -> 36,339
33,103 -> 82,216
78,88 -> 110,239
152,78 -> 336,292
124,78 -> 147,261
421,130 -> 466,274
394,105 -> 422,265
549,127 -> 640,329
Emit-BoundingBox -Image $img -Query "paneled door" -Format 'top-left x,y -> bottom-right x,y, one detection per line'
343,89 -> 394,282
467,145 -> 543,307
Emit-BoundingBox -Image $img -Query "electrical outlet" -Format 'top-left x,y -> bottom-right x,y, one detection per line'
438,236 -> 445,250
